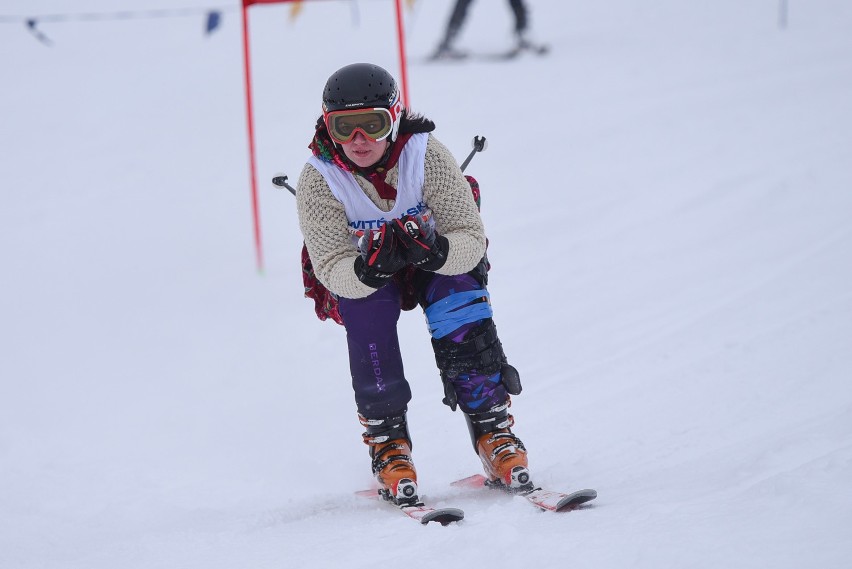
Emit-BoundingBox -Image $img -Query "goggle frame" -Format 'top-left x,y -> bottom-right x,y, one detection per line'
323,95 -> 403,144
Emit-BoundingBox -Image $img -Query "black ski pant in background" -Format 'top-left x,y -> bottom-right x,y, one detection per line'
444,0 -> 528,42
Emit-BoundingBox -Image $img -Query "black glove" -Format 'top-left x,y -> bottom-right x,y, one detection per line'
392,214 -> 449,272
354,224 -> 408,288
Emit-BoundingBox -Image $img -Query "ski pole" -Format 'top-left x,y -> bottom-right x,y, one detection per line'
459,135 -> 487,172
272,134 -> 488,195
271,174 -> 296,196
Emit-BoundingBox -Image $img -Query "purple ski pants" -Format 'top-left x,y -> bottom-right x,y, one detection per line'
338,272 -> 508,420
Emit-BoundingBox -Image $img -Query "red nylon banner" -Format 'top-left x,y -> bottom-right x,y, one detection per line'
243,0 -> 297,6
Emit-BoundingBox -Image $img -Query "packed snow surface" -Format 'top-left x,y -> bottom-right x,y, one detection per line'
2,1 -> 851,567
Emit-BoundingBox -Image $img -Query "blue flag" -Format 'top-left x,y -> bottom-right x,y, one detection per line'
205,11 -> 221,35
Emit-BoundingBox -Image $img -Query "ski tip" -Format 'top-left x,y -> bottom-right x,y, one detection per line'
420,507 -> 465,525
556,489 -> 598,511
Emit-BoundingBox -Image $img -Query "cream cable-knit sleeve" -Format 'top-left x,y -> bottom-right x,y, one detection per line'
421,135 -> 487,275
296,134 -> 487,300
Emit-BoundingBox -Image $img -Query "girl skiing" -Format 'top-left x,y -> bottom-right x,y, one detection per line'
296,63 -> 531,505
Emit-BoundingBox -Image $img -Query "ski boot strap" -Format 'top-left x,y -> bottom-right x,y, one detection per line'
359,412 -> 411,449
465,402 -> 516,449
432,319 -> 522,410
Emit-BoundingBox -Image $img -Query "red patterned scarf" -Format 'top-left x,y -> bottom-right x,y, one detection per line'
309,125 -> 412,200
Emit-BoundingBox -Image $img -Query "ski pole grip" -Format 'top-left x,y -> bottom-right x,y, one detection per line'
460,135 -> 487,172
272,173 -> 296,196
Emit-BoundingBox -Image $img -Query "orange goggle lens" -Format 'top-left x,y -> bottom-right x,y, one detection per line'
325,109 -> 393,144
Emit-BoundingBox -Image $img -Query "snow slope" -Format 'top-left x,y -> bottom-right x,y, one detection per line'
2,1 -> 851,567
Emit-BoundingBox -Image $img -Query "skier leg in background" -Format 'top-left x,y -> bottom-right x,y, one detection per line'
433,0 -> 474,59
508,0 -> 531,49
432,0 -> 533,59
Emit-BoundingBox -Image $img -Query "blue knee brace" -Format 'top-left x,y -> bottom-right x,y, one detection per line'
424,289 -> 493,339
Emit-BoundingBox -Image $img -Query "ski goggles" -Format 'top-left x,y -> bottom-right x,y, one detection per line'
324,106 -> 398,144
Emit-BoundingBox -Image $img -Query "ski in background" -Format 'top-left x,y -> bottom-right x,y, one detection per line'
427,40 -> 550,63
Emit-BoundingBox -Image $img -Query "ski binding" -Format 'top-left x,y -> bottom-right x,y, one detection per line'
356,479 -> 464,525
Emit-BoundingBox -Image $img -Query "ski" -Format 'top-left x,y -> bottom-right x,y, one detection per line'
427,48 -> 469,62
427,41 -> 550,63
491,41 -> 550,60
356,488 -> 464,525
451,474 -> 597,512
523,487 -> 597,512
398,502 -> 465,525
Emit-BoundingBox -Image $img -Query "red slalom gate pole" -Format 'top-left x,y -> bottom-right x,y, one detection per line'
393,0 -> 410,107
241,2 -> 264,274
240,0 -> 409,273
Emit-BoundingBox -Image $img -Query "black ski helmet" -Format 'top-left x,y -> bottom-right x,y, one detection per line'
322,63 -> 403,141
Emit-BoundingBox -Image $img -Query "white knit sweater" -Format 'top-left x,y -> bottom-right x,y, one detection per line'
296,134 -> 486,300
